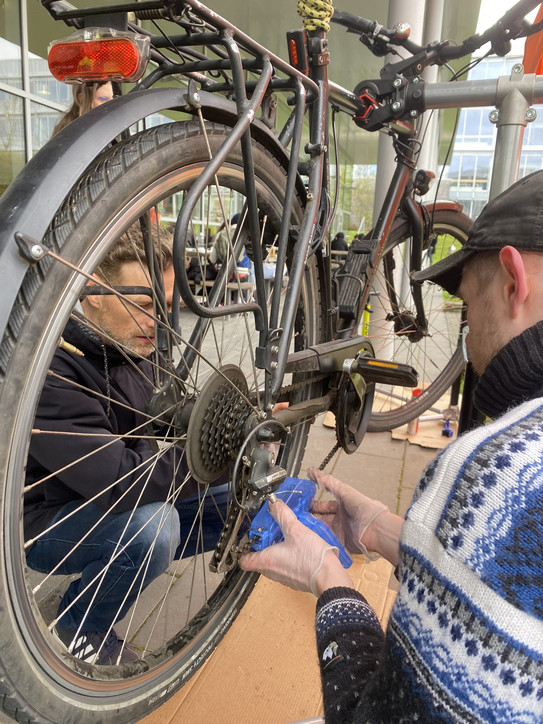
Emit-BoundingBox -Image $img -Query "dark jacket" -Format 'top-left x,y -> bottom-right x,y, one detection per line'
331,236 -> 348,252
25,317 -> 197,541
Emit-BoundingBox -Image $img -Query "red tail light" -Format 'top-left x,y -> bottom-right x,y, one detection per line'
48,28 -> 150,83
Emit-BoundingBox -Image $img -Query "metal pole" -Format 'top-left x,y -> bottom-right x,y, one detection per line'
372,0 -> 426,357
417,0 -> 445,175
489,63 -> 532,198
373,0 -> 427,217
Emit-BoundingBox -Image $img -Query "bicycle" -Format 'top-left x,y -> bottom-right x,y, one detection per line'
0,0 -> 541,721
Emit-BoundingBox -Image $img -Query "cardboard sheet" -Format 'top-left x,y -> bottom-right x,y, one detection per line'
140,556 -> 396,724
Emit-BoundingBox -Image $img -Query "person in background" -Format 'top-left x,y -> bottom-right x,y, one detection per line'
241,171 -> 543,723
209,213 -> 252,299
331,231 -> 348,253
331,231 -> 349,263
52,81 -> 114,135
209,213 -> 251,271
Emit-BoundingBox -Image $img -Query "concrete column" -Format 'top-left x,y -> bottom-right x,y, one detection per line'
373,0 -> 427,216
418,0 -> 445,175
370,0 -> 426,359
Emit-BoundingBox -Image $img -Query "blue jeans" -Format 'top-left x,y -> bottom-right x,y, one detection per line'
26,486 -> 229,633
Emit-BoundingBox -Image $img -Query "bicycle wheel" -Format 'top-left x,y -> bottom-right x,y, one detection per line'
0,120 -> 323,722
366,206 -> 471,432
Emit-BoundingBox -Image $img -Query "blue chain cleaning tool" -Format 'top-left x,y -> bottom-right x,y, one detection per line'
248,477 -> 352,568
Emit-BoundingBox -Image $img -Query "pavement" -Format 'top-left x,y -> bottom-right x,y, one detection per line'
299,412 -> 438,518
141,413 -> 442,724
9,415 -> 442,724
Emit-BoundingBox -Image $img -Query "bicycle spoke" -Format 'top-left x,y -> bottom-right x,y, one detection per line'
0,117 -> 321,722
367,214 -> 470,430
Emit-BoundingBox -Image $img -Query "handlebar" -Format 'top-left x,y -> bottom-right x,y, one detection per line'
332,10 -> 422,56
333,0 -> 543,69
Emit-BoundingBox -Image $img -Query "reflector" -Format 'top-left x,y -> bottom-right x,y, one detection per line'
48,27 -> 150,83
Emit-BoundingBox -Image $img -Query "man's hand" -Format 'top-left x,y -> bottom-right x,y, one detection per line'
310,468 -> 403,566
239,499 -> 354,596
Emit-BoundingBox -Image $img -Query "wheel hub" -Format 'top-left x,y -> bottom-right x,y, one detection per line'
387,311 -> 425,343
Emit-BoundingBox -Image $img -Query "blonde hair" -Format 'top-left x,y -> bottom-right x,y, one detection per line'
97,224 -> 174,284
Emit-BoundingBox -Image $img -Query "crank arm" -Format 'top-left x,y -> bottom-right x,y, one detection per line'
284,335 -> 373,374
273,391 -> 335,427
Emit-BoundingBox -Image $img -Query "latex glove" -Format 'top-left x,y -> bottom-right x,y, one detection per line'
239,498 -> 350,596
309,467 -> 389,557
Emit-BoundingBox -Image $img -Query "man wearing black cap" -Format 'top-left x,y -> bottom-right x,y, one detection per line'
241,171 -> 543,722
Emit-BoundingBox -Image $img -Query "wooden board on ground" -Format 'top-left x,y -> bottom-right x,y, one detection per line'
140,556 -> 396,724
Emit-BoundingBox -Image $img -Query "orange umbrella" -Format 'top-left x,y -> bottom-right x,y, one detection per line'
523,4 -> 543,73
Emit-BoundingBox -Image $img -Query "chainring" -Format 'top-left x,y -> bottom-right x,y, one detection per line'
336,347 -> 375,454
186,364 -> 256,484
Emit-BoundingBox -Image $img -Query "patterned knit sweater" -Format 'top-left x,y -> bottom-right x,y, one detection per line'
315,325 -> 543,723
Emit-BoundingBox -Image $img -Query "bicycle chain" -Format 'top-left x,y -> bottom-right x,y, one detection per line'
211,370 -> 331,571
283,372 -> 343,470
284,373 -> 342,470
318,441 -> 341,471
277,371 -> 327,397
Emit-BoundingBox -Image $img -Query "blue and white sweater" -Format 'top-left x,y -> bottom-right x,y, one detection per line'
316,397 -> 543,723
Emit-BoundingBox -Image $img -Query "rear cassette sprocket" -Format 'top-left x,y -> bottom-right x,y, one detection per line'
186,364 -> 256,485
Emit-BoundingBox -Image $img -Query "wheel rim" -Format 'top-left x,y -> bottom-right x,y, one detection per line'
2,124 -> 318,708
367,218 -> 468,429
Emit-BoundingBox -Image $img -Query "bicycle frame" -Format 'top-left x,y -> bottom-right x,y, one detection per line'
2,0 -> 543,425
1,2 -> 543,719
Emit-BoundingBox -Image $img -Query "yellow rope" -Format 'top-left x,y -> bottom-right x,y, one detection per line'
297,0 -> 334,32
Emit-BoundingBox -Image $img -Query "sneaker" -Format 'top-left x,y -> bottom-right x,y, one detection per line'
54,624 -> 139,665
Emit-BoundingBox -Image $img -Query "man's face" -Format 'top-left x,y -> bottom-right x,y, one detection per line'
457,258 -> 506,376
86,261 -> 175,358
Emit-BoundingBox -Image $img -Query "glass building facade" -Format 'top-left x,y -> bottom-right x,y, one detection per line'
0,0 -> 74,195
444,55 -> 543,219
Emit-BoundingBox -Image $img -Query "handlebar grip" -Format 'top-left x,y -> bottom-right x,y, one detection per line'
331,9 -> 380,36
500,0 -> 542,30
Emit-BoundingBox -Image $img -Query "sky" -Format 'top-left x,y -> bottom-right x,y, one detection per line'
476,0 -> 540,54
477,0 -> 539,31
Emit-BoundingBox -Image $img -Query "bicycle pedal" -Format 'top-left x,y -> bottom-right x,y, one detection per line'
348,357 -> 418,386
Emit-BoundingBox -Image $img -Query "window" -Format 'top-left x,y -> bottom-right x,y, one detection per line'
0,1 -> 75,195
0,90 -> 24,195
445,55 -> 543,218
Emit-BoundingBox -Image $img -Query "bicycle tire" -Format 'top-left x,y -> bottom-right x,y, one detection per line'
366,206 -> 472,432
0,120 -> 323,722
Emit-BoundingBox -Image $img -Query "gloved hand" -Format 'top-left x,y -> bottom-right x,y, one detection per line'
239,498 -> 352,596
309,467 -> 389,557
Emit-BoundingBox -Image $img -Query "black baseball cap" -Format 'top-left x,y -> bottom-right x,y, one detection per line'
411,170 -> 543,295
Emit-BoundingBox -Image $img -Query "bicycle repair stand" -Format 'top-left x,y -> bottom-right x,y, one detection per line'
459,63 -> 537,433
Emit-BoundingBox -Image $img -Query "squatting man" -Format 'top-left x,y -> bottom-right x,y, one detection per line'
25,225 -> 228,665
